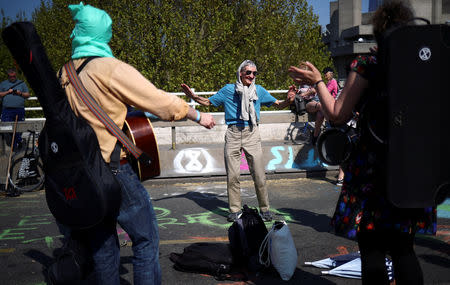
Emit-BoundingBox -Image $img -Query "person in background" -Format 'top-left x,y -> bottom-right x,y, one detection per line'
181,60 -> 295,222
288,1 -> 436,284
308,66 -> 338,146
290,62 -> 320,145
56,3 -> 215,285
323,67 -> 338,99
0,68 -> 30,151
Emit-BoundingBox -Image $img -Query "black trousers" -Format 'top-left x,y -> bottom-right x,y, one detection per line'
357,229 -> 423,285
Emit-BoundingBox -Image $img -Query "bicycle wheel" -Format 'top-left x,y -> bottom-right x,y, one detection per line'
8,151 -> 45,192
289,122 -> 312,144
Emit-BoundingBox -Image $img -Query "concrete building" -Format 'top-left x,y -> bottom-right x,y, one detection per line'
323,0 -> 450,83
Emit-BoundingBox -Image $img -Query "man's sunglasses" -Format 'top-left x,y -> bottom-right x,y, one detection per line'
244,70 -> 259,76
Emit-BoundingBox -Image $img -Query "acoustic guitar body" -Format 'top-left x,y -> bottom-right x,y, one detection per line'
123,113 -> 161,180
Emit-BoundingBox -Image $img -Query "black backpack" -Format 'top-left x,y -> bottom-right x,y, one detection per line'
169,242 -> 246,281
228,205 -> 269,272
2,22 -> 121,229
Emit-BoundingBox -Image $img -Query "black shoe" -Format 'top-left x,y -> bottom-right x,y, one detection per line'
336,179 -> 344,187
260,210 -> 273,222
227,211 -> 242,222
5,184 -> 20,197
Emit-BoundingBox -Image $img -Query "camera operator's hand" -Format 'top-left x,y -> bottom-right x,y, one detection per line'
13,89 -> 22,96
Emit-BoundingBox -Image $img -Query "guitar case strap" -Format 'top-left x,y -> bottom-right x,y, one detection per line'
64,59 -> 152,167
73,56 -> 122,171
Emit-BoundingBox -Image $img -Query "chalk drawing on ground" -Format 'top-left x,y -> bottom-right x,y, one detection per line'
173,148 -> 220,174
268,146 -> 327,171
240,152 -> 249,171
151,206 -> 294,230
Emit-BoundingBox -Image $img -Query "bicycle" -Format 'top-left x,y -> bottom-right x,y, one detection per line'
8,130 -> 45,193
289,120 -> 314,145
288,114 -> 331,145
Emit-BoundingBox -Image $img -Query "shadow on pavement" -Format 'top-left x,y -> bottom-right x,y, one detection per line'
24,249 -> 133,285
153,191 -> 230,218
247,267 -> 339,284
277,207 -> 332,232
415,236 -> 450,268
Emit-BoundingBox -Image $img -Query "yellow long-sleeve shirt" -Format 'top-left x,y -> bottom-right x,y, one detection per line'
59,57 -> 189,162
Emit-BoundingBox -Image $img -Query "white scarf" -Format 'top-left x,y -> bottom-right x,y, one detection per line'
235,60 -> 258,125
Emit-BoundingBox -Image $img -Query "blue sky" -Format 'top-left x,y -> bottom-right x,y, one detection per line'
1,0 -> 369,29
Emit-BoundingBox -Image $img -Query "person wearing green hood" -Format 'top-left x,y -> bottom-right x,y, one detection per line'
57,3 -> 215,284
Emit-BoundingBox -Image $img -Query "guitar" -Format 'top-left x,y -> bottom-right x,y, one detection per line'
123,112 -> 161,181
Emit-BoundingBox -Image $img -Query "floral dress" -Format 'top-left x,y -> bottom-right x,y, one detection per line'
330,55 -> 437,240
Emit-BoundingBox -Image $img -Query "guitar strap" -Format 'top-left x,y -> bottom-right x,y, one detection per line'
64,59 -> 152,166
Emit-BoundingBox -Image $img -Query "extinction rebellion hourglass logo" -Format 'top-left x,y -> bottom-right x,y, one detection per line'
418,47 -> 431,61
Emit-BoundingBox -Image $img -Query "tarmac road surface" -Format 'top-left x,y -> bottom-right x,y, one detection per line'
0,172 -> 449,284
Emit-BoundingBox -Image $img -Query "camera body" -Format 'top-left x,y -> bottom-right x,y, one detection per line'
11,89 -> 22,96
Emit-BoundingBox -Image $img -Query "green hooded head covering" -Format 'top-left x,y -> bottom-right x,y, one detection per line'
69,2 -> 114,59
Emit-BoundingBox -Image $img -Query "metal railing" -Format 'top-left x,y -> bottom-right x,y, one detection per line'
4,89 -> 304,148
23,89 -> 290,119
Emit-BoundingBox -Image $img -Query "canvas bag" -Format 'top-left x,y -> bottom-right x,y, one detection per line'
259,221 -> 298,281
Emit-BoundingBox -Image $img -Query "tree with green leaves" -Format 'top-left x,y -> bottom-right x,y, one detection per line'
0,0 -> 333,116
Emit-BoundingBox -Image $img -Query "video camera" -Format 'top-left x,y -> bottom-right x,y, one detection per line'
316,126 -> 358,166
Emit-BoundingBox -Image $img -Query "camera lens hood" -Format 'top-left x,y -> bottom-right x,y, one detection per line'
317,128 -> 354,166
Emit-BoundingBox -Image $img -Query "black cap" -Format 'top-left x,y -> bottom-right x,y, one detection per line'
322,67 -> 334,74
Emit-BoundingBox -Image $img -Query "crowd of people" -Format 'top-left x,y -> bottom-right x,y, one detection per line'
3,1 -> 438,285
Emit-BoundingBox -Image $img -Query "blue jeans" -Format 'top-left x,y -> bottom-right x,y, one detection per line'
117,163 -> 161,285
84,163 -> 161,284
1,108 -> 25,149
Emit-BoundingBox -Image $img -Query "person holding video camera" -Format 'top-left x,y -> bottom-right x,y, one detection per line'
288,2 -> 436,284
0,68 -> 30,151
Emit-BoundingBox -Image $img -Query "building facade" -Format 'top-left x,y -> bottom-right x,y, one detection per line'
323,0 -> 450,83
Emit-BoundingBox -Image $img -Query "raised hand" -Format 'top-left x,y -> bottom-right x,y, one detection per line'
181,83 -> 196,99
288,62 -> 322,85
181,83 -> 211,106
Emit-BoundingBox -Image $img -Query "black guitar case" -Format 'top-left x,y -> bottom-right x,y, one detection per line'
2,22 -> 121,229
380,23 -> 450,207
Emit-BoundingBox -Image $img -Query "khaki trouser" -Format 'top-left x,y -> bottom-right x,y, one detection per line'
224,124 -> 269,213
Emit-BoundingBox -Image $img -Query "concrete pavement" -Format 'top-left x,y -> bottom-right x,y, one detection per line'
0,172 -> 449,285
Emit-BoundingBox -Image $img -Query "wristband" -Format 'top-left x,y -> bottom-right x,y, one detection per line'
313,79 -> 324,89
195,110 -> 201,122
